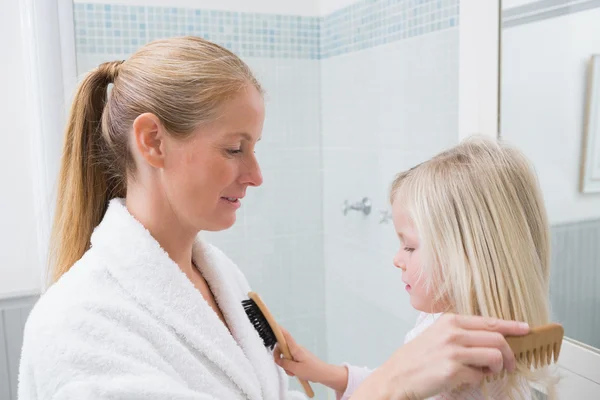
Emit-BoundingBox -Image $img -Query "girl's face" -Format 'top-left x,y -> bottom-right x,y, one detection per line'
391,200 -> 447,313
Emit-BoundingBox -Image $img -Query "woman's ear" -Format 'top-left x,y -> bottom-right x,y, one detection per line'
132,113 -> 166,169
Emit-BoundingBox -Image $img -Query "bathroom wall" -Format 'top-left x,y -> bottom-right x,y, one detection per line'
550,218 -> 600,348
0,4 -> 42,398
319,0 -> 358,15
76,0 -> 320,16
0,1 -> 43,300
0,1 -> 76,395
320,0 -> 460,368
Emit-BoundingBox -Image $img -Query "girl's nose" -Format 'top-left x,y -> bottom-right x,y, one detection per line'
393,253 -> 406,271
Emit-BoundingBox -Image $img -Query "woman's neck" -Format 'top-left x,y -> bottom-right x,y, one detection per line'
125,188 -> 196,274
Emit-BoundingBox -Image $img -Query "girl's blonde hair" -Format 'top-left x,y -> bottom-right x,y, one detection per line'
49,36 -> 262,284
390,136 -> 554,398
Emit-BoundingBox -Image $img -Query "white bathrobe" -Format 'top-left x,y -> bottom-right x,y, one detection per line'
18,199 -> 306,400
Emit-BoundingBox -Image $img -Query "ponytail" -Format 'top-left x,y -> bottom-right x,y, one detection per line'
49,61 -> 125,283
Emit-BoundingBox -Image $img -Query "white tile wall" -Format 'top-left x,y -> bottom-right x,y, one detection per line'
0,0 -> 44,299
319,0 -> 359,15
321,29 -> 460,369
74,0 -> 321,17
201,60 -> 327,394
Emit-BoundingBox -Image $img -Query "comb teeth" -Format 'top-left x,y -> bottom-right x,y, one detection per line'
487,323 -> 564,381
516,343 -> 559,369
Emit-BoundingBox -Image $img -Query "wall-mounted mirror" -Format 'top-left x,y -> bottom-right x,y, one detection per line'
501,1 -> 600,395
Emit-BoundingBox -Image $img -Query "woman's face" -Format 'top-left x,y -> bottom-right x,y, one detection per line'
160,85 -> 265,232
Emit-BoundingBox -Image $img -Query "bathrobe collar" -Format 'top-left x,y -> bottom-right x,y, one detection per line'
91,198 -> 283,400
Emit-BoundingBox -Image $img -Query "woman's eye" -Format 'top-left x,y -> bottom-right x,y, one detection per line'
404,247 -> 415,253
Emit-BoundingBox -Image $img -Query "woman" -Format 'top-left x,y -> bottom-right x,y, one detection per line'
18,36 -> 528,400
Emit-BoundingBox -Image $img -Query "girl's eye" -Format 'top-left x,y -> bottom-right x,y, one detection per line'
404,247 -> 415,253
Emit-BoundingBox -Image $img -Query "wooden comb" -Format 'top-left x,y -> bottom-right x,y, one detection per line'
506,322 -> 564,368
488,323 -> 564,381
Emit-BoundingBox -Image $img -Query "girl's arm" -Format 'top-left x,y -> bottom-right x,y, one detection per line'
274,328 -> 354,393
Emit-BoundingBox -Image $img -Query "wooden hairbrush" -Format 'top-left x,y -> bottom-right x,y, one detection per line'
242,291 -> 315,398
489,322 -> 564,381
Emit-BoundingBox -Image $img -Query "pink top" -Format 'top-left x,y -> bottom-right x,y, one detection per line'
335,313 -> 532,400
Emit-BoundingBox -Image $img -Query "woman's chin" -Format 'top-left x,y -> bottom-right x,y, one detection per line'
203,214 -> 237,232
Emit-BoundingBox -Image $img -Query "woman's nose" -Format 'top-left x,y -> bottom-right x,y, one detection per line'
240,155 -> 263,187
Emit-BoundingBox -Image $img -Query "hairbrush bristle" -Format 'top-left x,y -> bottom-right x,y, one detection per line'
242,298 -> 278,349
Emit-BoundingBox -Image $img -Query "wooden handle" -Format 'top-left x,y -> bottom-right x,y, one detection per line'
296,377 -> 315,398
249,292 -> 315,398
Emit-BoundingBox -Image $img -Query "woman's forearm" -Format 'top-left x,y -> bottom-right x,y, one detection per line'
349,368 -> 409,400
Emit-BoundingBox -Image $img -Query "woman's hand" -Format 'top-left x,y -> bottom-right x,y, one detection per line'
274,328 -> 349,393
351,314 -> 530,400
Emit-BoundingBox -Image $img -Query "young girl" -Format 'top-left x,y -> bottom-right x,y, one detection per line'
275,136 -> 554,399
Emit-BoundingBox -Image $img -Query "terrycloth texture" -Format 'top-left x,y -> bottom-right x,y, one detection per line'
337,312 -> 532,400
18,198 -> 306,400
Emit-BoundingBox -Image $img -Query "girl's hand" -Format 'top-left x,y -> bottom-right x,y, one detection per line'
274,328 -> 349,393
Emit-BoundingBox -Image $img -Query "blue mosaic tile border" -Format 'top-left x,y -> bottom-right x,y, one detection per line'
321,0 -> 459,58
74,0 -> 459,59
74,3 -> 320,59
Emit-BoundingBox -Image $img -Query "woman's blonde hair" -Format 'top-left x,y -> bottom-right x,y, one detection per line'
390,136 -> 554,398
49,36 -> 262,284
